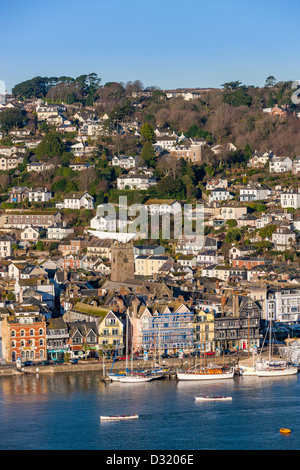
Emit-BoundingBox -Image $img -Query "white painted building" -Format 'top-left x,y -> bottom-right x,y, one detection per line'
28,188 -> 53,203
269,156 -> 293,173
117,174 -> 157,190
239,184 -> 270,202
271,226 -> 297,251
57,192 -> 94,210
280,190 -> 300,209
266,287 -> 300,323
111,155 -> 137,169
209,189 -> 232,203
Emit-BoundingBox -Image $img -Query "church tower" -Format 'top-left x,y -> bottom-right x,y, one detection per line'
110,241 -> 135,283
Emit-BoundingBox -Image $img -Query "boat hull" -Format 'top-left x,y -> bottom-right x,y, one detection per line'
239,367 -> 257,376
177,371 -> 235,381
109,375 -> 153,383
256,367 -> 298,377
195,396 -> 232,402
100,415 -> 139,421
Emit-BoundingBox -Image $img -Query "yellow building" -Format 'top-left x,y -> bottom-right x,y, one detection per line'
134,255 -> 172,276
98,310 -> 125,355
193,309 -> 215,352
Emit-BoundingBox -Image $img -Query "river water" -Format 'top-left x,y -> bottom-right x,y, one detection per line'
0,371 -> 299,450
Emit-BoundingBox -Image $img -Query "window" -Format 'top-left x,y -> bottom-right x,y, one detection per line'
30,329 -> 34,336
20,330 -> 25,337
39,329 -> 44,335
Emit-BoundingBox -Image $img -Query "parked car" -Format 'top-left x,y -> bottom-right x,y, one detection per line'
118,356 -> 129,361
205,351 -> 215,356
161,353 -> 170,359
70,358 -> 79,364
23,361 -> 34,367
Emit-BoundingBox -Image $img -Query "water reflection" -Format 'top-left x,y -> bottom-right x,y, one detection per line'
0,371 -> 299,450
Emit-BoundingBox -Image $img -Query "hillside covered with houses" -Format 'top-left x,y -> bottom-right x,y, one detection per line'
0,74 -> 300,364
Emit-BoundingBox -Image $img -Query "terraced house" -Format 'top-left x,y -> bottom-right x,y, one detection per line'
98,310 -> 126,355
193,309 -> 215,352
67,321 -> 99,359
141,302 -> 194,355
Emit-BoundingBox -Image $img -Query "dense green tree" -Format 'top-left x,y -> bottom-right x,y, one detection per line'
140,123 -> 155,143
35,132 -> 64,160
12,76 -> 51,98
222,86 -> 253,107
225,228 -> 241,243
244,143 -> 252,161
140,141 -> 156,167
0,108 -> 25,131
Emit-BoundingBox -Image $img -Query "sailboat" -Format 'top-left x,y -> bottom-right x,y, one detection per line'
110,316 -> 154,383
255,319 -> 298,378
177,345 -> 234,381
177,364 -> 235,381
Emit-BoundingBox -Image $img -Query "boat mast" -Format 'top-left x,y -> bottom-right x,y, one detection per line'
269,318 -> 272,362
126,315 -> 128,374
158,324 -> 161,368
131,333 -> 134,373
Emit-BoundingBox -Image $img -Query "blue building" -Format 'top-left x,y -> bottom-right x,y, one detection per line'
141,302 -> 194,354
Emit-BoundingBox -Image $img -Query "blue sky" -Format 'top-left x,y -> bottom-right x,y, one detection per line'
1,0 -> 300,92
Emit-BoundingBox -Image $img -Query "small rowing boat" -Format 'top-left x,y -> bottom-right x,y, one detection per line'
100,414 -> 139,421
195,396 -> 232,402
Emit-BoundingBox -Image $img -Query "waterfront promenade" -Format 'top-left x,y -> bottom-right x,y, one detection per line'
0,350 -> 276,377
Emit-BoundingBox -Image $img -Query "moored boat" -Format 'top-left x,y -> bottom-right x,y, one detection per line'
256,362 -> 298,377
238,365 -> 257,376
279,428 -> 291,434
100,414 -> 139,421
177,365 -> 235,381
255,320 -> 299,378
195,396 -> 232,402
114,374 -> 153,383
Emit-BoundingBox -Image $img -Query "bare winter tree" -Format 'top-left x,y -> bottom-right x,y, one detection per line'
157,154 -> 182,180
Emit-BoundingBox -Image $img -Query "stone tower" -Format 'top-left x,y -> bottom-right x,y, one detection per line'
110,241 -> 135,283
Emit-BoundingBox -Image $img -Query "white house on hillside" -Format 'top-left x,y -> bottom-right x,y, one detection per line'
56,192 -> 94,210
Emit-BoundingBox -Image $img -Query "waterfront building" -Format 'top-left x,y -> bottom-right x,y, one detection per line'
266,286 -> 300,323
141,302 -> 193,355
98,310 -> 126,356
214,294 -> 262,351
46,317 -> 69,361
2,307 -> 47,363
193,309 -> 215,352
67,321 -> 99,359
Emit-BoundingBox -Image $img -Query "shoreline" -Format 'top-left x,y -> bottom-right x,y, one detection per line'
0,353 -> 276,377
